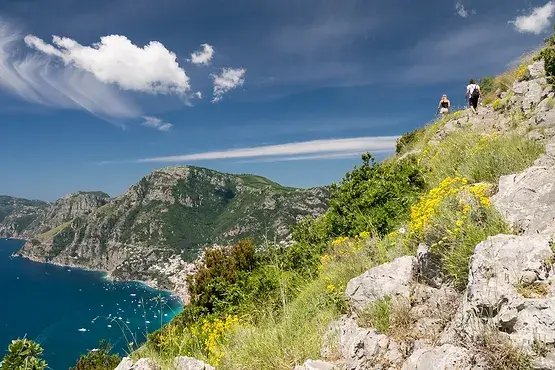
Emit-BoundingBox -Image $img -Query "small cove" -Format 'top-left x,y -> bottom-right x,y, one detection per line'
0,239 -> 183,369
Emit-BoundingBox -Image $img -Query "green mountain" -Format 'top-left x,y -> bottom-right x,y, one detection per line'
10,166 -> 329,295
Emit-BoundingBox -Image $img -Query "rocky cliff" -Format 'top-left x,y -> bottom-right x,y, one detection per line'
13,166 -> 328,298
0,196 -> 49,238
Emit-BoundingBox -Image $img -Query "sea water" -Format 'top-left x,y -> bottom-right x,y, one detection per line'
0,239 -> 183,369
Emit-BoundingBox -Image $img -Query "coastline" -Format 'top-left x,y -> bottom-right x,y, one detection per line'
10,238 -> 186,304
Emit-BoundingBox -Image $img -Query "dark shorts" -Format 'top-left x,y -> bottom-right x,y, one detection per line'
469,95 -> 479,109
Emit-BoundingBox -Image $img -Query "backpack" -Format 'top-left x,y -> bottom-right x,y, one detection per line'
471,85 -> 480,99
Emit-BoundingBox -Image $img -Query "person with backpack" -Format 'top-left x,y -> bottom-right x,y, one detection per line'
437,94 -> 451,115
466,79 -> 481,114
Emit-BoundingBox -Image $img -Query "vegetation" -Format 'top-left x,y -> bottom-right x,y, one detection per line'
70,340 -> 121,370
1,339 -> 47,370
6,28 -> 555,370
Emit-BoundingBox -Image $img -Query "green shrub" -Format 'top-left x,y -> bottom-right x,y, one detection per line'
70,340 -> 121,370
326,153 -> 425,238
1,339 -> 47,370
396,127 -> 425,154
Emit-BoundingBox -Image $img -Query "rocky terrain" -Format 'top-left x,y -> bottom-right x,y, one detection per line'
114,59 -> 555,369
1,166 -> 328,299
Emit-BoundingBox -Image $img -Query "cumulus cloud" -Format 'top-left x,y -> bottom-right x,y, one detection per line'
190,43 -> 214,65
511,1 -> 555,34
455,1 -> 468,18
211,67 -> 246,103
0,21 -> 139,123
141,116 -> 173,132
130,136 -> 399,163
24,34 -> 191,94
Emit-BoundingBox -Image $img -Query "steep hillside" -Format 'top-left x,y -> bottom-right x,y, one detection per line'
16,166 -> 329,296
109,55 -> 555,370
0,196 -> 49,238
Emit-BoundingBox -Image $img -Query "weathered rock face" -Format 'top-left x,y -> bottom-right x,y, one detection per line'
492,153 -> 555,235
114,357 -> 161,370
14,166 -> 329,297
294,359 -> 338,370
401,344 -> 485,370
23,191 -> 110,236
446,234 -> 555,352
0,196 -> 49,238
345,256 -> 416,312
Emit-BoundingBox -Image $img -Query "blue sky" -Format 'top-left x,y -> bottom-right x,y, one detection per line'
0,0 -> 553,201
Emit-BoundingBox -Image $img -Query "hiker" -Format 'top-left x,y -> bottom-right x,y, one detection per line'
437,94 -> 451,115
466,79 -> 481,114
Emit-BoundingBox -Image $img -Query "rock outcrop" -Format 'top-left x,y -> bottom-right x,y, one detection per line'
115,356 -> 215,370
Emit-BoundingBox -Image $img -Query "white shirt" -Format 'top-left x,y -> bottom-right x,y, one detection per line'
467,84 -> 479,96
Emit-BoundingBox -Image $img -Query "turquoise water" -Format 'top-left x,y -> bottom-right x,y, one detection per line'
0,239 -> 183,370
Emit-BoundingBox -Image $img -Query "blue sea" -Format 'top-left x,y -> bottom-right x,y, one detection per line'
0,239 -> 183,370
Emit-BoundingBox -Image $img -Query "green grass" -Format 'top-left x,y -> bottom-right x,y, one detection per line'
218,240 -> 374,370
420,131 -> 543,188
37,221 -> 72,241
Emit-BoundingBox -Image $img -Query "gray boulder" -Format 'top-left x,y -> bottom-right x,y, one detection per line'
401,344 -> 484,370
529,60 -> 546,78
174,356 -> 215,370
114,358 -> 160,370
513,77 -> 549,113
321,316 -> 403,370
492,163 -> 555,235
445,234 -> 555,354
293,359 -> 338,370
345,256 -> 416,311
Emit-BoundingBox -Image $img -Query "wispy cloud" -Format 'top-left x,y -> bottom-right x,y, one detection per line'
510,1 -> 555,35
211,67 -> 246,103
455,1 -> 468,18
190,43 -> 215,66
0,20 -> 140,123
141,116 -> 173,132
126,136 -> 399,164
25,33 -> 191,94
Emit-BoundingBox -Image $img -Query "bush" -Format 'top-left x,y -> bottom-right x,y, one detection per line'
326,153 -> 426,238
1,339 -> 47,370
396,127 -> 425,154
70,340 -> 121,370
407,177 -> 508,288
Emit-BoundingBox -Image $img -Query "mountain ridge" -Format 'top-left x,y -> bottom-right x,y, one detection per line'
1,165 -> 329,298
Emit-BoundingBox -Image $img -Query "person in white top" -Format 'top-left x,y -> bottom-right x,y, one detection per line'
466,79 -> 481,114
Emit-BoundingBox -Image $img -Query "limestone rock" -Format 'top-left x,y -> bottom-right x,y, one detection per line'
293,359 -> 338,370
401,344 -> 484,370
492,163 -> 555,235
446,234 -> 555,354
321,316 -> 403,370
529,60 -> 546,78
345,256 -> 416,311
513,78 -> 548,112
114,358 -> 160,370
174,356 -> 215,370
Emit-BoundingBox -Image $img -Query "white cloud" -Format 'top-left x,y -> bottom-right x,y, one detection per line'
24,34 -> 191,94
141,116 -> 173,132
511,1 -> 555,35
455,1 -> 469,18
195,91 -> 203,99
211,67 -> 246,103
0,21 -> 139,123
190,43 -> 214,66
132,136 -> 399,163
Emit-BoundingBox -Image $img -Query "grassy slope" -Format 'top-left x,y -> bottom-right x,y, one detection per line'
122,50 -> 551,370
